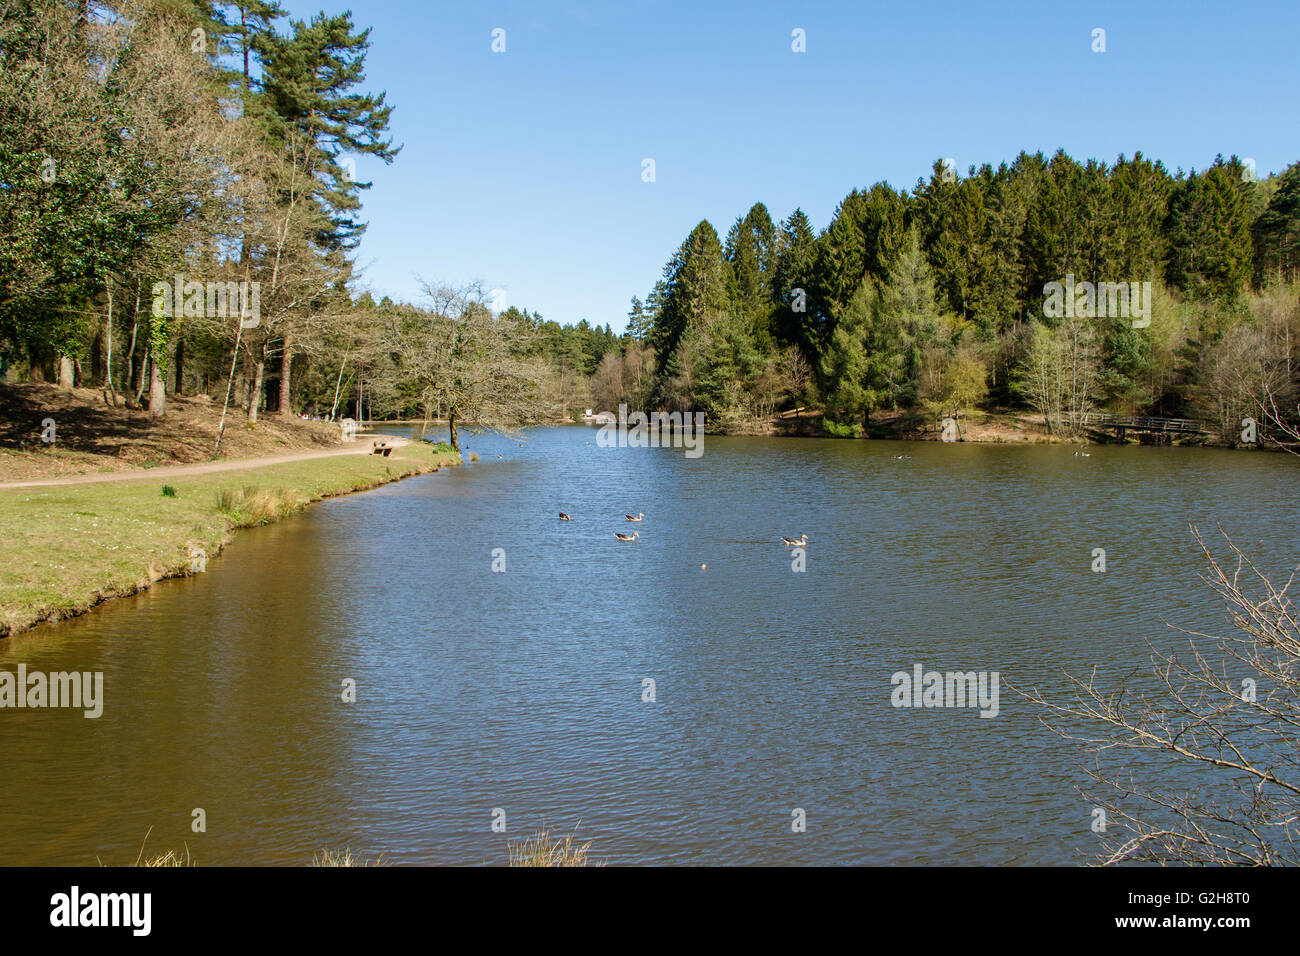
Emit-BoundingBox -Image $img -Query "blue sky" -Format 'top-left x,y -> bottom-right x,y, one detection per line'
280,0 -> 1300,331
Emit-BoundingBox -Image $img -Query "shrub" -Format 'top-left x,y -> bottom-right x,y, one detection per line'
823,419 -> 864,438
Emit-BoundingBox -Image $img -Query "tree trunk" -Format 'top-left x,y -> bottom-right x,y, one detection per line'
330,353 -> 349,421
58,353 -> 74,388
448,410 -> 459,453
173,330 -> 185,395
89,330 -> 102,387
418,400 -> 431,441
214,320 -> 245,457
149,355 -> 165,418
124,281 -> 141,394
105,284 -> 118,407
134,355 -> 150,408
279,330 -> 293,418
248,358 -> 264,422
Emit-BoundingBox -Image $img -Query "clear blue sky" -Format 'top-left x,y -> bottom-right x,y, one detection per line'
280,0 -> 1299,332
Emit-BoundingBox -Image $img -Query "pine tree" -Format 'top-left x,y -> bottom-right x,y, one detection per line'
724,202 -> 778,351
772,208 -> 819,351
258,10 -> 399,251
916,164 -> 993,322
650,221 -> 729,391
256,10 -> 399,415
820,225 -> 945,427
626,296 -> 651,342
688,308 -> 763,424
815,183 -> 908,326
725,203 -> 777,311
1164,157 -> 1254,304
971,160 -> 1031,333
1252,162 -> 1300,284
1107,152 -> 1172,280
226,1 -> 285,92
1024,150 -> 1089,305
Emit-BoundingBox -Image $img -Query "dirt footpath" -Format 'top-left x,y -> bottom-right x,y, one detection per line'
1,436 -> 409,489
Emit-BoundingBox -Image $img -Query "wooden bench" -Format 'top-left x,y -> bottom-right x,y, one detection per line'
372,441 -> 393,457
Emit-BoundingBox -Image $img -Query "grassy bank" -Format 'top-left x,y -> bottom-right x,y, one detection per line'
0,383 -> 349,483
0,442 -> 458,638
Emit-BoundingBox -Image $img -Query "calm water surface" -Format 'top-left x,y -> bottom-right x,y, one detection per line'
1,427 -> 1296,864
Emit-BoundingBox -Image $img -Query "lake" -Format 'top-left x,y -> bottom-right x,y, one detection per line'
1,426 -> 1296,865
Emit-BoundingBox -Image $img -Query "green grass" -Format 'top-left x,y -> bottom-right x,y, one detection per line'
0,443 -> 457,637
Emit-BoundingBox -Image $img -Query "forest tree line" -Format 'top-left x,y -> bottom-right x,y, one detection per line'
609,151 -> 1300,440
2,0 -> 396,429
4,1 -> 1299,448
0,0 -> 643,451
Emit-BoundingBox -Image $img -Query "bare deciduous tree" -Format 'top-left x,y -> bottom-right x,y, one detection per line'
378,281 -> 550,452
1024,524 -> 1300,865
1016,316 -> 1099,437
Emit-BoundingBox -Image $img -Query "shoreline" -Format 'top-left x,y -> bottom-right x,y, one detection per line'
715,407 -> 1235,447
0,441 -> 459,640
392,407 -> 1240,448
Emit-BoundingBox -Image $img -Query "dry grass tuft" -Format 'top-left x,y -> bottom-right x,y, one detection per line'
135,848 -> 194,867
507,828 -> 601,867
215,485 -> 307,527
312,847 -> 387,867
95,829 -> 195,866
